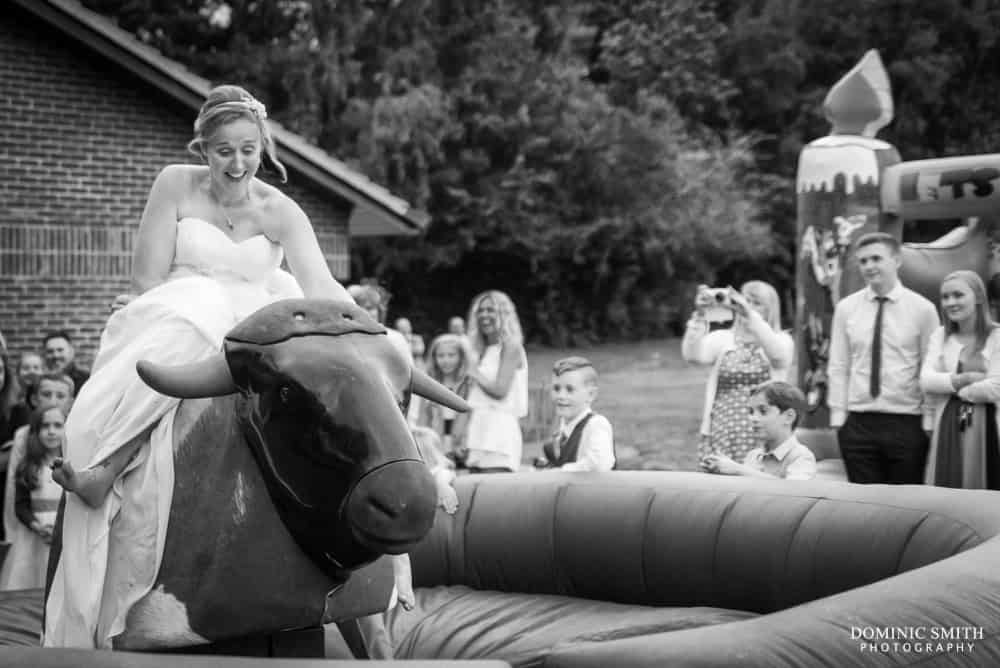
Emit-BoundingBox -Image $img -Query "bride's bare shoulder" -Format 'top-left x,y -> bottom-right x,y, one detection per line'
254,181 -> 305,231
252,178 -> 289,207
155,164 -> 208,193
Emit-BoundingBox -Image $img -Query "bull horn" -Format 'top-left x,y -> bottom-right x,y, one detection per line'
136,353 -> 237,399
411,368 -> 469,413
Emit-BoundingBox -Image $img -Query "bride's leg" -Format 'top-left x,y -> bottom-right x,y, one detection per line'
52,430 -> 150,508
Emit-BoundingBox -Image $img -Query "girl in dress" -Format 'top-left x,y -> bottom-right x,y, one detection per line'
418,334 -> 471,460
2,373 -> 75,547
921,270 -> 1000,488
0,405 -> 66,591
683,281 -> 795,466
460,291 -> 528,473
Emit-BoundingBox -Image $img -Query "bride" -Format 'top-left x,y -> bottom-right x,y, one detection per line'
44,85 -> 353,648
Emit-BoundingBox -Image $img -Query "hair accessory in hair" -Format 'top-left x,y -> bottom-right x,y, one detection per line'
240,94 -> 267,120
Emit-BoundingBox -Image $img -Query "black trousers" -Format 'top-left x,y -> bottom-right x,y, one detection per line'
837,412 -> 929,484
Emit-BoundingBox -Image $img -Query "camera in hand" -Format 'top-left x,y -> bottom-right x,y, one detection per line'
699,287 -> 735,326
706,288 -> 732,307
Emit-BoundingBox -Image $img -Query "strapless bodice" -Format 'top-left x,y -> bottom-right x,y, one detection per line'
170,217 -> 282,283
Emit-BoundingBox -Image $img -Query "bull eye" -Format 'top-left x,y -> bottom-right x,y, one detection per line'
293,312 -> 305,321
279,385 -> 291,403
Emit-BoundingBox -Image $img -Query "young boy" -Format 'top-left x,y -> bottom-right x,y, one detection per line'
534,357 -> 615,472
702,380 -> 816,480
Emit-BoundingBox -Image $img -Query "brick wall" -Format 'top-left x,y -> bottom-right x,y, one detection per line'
0,5 -> 350,367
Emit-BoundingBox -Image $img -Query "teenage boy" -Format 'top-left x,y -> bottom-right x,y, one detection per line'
826,232 -> 939,484
702,380 -> 816,480
534,357 -> 615,472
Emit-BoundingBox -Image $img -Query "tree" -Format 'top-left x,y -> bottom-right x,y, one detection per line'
359,7 -> 778,343
585,0 -> 736,123
83,0 -> 791,342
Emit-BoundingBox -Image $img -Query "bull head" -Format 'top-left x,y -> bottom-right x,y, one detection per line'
136,299 -> 466,579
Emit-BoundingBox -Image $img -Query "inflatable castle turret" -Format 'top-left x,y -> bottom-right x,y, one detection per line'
795,50 -> 1000,430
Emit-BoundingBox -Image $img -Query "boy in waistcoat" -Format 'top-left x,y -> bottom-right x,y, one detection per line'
534,357 -> 616,471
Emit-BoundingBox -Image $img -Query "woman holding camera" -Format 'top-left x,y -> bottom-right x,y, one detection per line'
682,281 -> 794,465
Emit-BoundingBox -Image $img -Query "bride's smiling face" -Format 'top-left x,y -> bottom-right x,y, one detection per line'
206,118 -> 263,191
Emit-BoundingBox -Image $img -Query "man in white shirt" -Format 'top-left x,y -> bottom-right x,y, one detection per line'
826,232 -> 939,483
534,357 -> 615,472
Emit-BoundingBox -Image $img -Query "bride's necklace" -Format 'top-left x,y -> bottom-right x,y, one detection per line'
213,190 -> 251,231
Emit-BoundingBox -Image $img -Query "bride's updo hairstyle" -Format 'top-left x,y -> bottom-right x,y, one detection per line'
188,85 -> 288,183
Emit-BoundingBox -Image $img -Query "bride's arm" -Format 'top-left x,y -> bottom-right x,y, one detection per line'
274,196 -> 352,301
131,165 -> 184,295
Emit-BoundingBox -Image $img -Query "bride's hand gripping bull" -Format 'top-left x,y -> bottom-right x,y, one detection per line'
49,299 -> 466,650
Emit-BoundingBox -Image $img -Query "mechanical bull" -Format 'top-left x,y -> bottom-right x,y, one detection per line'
45,299 -> 466,651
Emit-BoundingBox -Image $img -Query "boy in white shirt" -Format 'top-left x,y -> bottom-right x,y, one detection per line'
534,357 -> 615,472
702,380 -> 816,480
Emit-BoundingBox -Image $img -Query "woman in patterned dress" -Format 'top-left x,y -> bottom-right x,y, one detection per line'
682,281 -> 795,464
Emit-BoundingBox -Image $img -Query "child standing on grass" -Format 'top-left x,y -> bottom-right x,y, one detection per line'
534,357 -> 616,472
702,380 -> 816,480
418,334 -> 471,462
0,405 -> 67,590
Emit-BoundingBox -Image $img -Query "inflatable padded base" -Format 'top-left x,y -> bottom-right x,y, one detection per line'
0,646 -> 511,667
388,585 -> 758,667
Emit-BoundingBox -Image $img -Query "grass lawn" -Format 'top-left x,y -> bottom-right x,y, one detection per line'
521,338 -> 709,471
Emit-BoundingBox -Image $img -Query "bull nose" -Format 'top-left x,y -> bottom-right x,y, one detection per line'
347,460 -> 437,554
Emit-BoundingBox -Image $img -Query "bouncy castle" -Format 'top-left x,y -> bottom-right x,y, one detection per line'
795,50 -> 1000,428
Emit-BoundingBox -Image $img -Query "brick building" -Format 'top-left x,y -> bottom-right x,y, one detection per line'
1,0 -> 427,365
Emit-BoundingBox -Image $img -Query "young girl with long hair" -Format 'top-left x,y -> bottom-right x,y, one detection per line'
0,405 -> 66,590
418,334 -> 471,457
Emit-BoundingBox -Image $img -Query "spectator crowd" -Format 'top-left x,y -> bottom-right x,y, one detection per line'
0,331 -> 88,589
684,231 -> 1000,488
3,230 -> 999,601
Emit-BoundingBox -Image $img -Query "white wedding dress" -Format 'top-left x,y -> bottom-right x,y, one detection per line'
44,217 -> 304,648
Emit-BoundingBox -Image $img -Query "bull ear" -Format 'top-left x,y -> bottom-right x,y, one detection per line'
137,353 -> 237,398
411,368 -> 469,413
